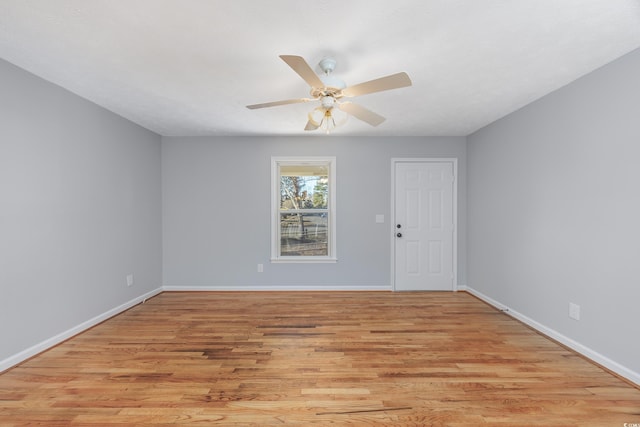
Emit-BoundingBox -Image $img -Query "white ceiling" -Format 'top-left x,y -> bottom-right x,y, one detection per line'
1,0 -> 640,137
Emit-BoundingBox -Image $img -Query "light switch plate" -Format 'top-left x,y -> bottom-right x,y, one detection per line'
569,302 -> 580,320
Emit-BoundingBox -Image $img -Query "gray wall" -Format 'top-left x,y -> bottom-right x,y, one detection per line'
467,48 -> 640,376
162,136 -> 467,289
0,59 -> 162,363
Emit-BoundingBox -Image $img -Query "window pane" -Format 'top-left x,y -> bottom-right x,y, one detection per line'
272,157 -> 335,262
280,212 -> 328,256
280,165 -> 328,210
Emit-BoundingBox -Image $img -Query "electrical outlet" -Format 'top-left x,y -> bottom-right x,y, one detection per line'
126,274 -> 134,287
257,264 -> 263,273
569,302 -> 580,320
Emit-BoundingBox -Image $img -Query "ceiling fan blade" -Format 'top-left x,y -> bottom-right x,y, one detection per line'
246,98 -> 312,109
341,72 -> 412,98
280,55 -> 325,89
339,102 -> 386,126
304,119 -> 320,131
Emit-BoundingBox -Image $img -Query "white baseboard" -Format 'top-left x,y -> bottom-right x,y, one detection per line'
0,287 -> 163,373
162,284 -> 392,292
461,285 -> 640,386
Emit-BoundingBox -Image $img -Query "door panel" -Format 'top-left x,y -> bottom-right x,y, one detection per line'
394,161 -> 455,291
428,240 -> 442,274
405,240 -> 420,275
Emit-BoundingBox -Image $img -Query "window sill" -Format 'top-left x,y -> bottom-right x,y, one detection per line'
270,257 -> 338,264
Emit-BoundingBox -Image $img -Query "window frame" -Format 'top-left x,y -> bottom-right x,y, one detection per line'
271,156 -> 337,263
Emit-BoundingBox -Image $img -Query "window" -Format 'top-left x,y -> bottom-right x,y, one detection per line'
271,157 -> 336,263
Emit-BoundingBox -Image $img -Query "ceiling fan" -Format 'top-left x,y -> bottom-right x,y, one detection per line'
246,55 -> 412,132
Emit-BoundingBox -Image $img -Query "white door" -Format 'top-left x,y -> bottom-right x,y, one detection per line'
394,160 -> 455,291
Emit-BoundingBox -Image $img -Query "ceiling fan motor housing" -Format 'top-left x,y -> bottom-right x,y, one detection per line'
319,75 -> 346,91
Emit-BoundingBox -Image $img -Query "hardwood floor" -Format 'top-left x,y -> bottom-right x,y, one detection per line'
1,291 -> 639,426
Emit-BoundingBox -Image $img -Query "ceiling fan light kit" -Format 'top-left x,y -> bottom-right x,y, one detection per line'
306,105 -> 349,133
246,55 -> 412,133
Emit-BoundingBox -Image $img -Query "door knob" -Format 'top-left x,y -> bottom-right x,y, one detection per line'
396,224 -> 402,228
396,232 -> 402,238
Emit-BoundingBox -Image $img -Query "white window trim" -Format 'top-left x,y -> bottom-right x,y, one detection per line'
271,156 -> 337,263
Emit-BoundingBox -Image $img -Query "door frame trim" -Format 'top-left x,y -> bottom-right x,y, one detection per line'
390,158 -> 458,291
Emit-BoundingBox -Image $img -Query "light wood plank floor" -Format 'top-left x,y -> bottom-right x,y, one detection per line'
1,291 -> 639,426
